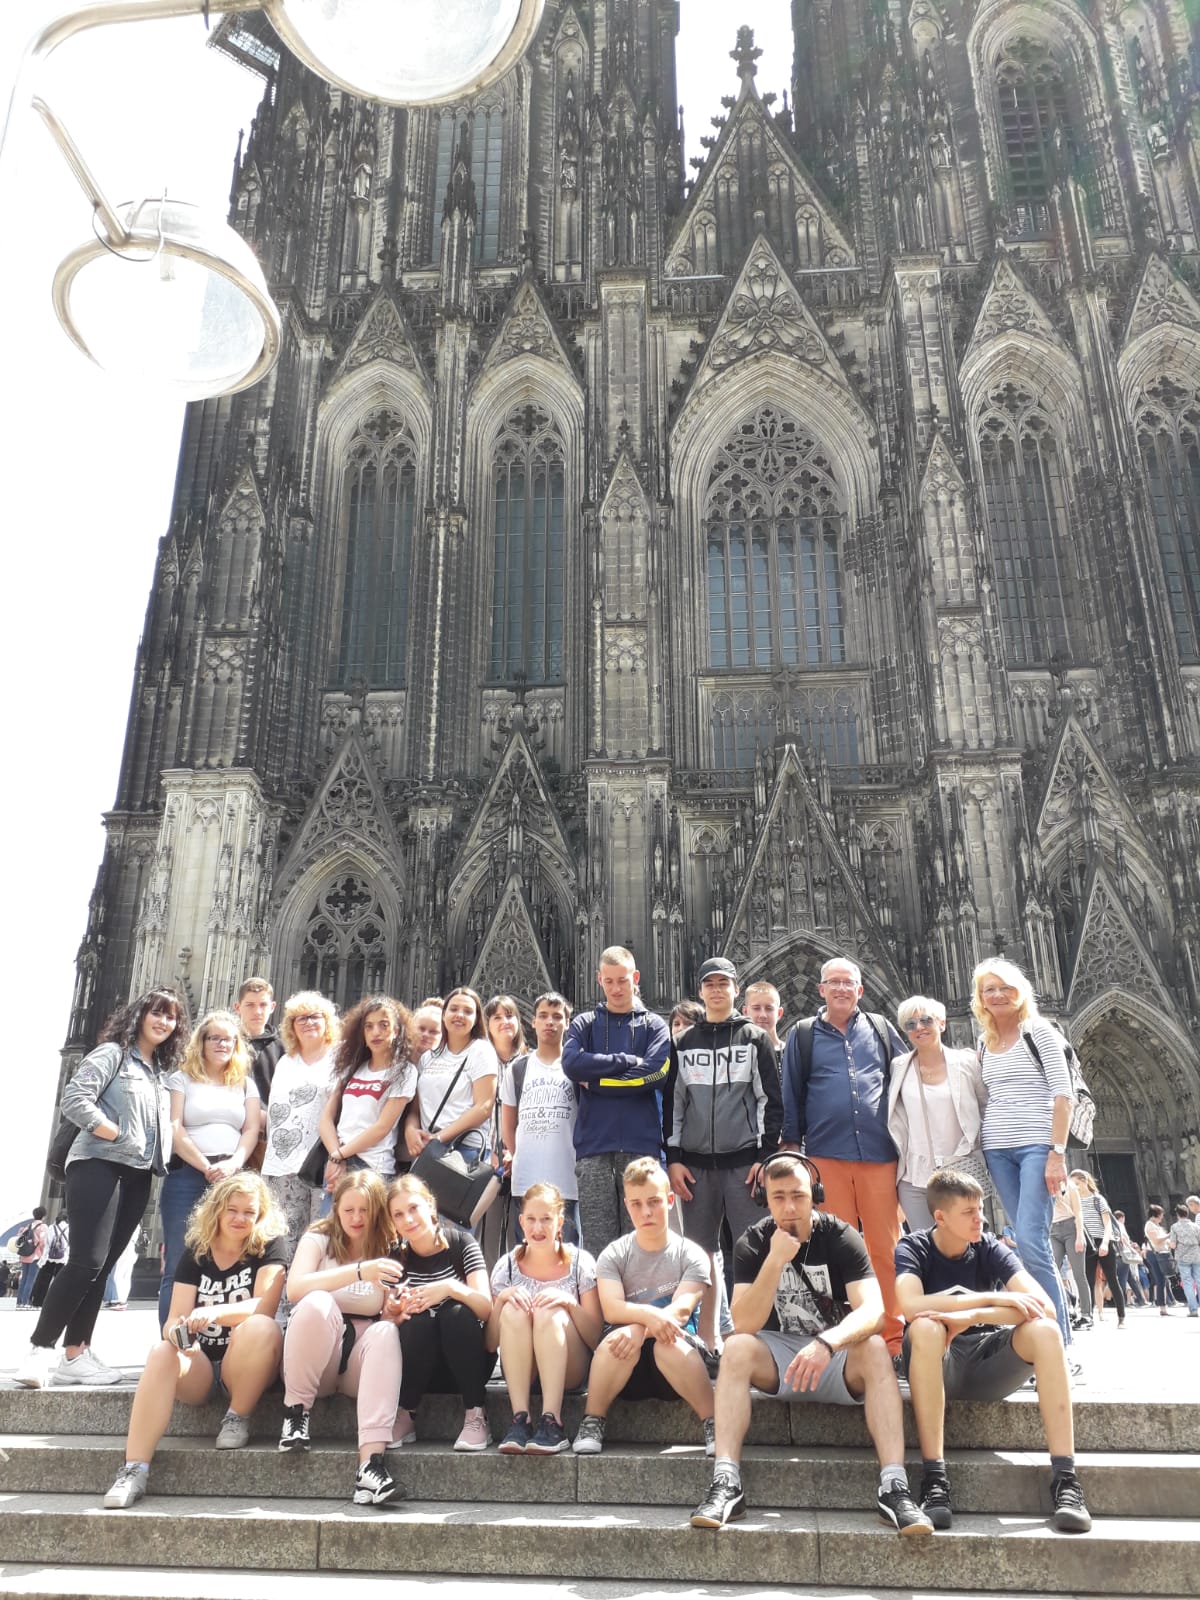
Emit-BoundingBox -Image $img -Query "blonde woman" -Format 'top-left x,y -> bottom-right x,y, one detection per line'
1068,1169 -> 1125,1328
102,1173 -> 287,1508
886,997 -> 987,1232
279,1169 -> 405,1506
158,1011 -> 261,1328
971,960 -> 1073,1350
262,991 -> 341,1254
487,1182 -> 602,1454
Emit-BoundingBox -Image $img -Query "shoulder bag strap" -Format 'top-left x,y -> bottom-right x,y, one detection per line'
427,1055 -> 471,1136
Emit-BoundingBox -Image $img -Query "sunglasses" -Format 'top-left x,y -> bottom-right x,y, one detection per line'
903,1015 -> 939,1031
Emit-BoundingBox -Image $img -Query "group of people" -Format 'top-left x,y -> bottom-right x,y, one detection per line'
19,944 -> 1190,1536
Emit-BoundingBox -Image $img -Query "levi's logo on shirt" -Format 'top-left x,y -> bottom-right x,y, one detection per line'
344,1078 -> 388,1102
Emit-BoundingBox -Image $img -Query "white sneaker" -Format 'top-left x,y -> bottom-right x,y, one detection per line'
14,1344 -> 56,1388
55,1347 -> 123,1386
103,1464 -> 148,1509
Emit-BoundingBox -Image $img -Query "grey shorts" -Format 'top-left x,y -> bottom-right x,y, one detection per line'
901,1325 -> 1030,1402
754,1329 -> 862,1406
679,1164 -> 762,1253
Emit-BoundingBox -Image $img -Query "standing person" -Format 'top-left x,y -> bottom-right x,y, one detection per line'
1144,1204 -> 1176,1312
383,1174 -> 495,1452
971,960 -> 1073,1352
279,1169 -> 406,1505
17,988 -> 187,1389
481,995 -> 528,1261
665,957 -> 782,1349
403,988 -> 498,1169
31,1215 -> 69,1309
895,1168 -> 1091,1534
563,946 -> 671,1255
1050,1178 -> 1092,1329
105,1227 -> 142,1310
691,1153 -> 930,1537
15,1209 -> 47,1307
500,992 -> 581,1244
102,1173 -> 287,1509
315,997 -> 417,1186
668,1001 -> 705,1043
886,996 -> 987,1233
487,1182 -> 602,1454
779,956 -> 907,1353
233,978 -> 283,1165
1167,1203 -> 1200,1316
261,992 -> 340,1256
1068,1169 -> 1124,1329
743,982 -> 785,1053
572,1159 -> 714,1458
158,1011 -> 262,1329
1110,1211 -> 1148,1309
410,1004 -> 444,1060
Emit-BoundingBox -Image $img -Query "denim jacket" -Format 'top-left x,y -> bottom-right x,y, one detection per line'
60,1042 -> 173,1176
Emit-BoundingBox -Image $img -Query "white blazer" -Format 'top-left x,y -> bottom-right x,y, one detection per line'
886,1046 -> 987,1181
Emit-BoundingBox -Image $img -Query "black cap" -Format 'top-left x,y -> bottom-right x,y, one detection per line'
697,957 -> 738,983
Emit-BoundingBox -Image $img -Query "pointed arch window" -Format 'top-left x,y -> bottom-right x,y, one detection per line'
1137,376 -> 1200,664
299,874 -> 390,1010
489,406 -> 566,684
432,106 -> 504,264
336,411 -> 416,689
705,408 -> 847,673
996,39 -> 1094,237
978,383 -> 1075,668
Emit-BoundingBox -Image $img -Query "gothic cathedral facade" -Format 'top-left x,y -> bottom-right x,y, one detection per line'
61,1 -> 1200,1211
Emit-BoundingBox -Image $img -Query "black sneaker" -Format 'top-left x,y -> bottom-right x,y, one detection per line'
877,1482 -> 934,1537
278,1404 -> 311,1453
353,1452 -> 401,1506
690,1472 -> 746,1528
1051,1471 -> 1092,1533
919,1471 -> 952,1530
499,1411 -> 533,1454
526,1412 -> 570,1454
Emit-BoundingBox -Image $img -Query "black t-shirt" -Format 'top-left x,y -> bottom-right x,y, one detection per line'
390,1224 -> 486,1316
249,1033 -> 286,1104
174,1237 -> 289,1356
733,1212 -> 874,1336
894,1228 -> 1022,1301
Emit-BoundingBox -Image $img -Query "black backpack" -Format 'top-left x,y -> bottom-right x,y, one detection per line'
15,1225 -> 36,1257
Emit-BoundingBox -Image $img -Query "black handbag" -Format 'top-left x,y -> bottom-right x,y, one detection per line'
408,1056 -> 500,1228
46,1117 -> 79,1184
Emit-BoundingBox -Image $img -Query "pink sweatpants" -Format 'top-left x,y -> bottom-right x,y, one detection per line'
282,1290 -> 402,1449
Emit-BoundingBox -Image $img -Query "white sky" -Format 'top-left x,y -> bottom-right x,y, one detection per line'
2,0 -> 792,1220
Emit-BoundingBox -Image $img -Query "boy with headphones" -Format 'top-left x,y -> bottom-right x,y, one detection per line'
691,1152 -> 932,1536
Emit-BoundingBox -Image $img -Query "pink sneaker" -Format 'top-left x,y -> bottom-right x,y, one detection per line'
454,1406 -> 490,1452
388,1408 -> 416,1449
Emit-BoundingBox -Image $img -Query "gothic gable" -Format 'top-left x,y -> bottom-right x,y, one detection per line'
468,873 -> 554,1005
665,89 -> 853,276
961,255 -> 1068,370
216,464 -> 267,536
332,290 -> 426,385
1122,252 -> 1200,347
274,728 -> 405,900
918,429 -> 967,503
1065,864 -> 1171,1014
600,446 -> 651,522
458,724 -> 574,871
1034,718 -> 1141,854
722,745 -> 904,991
478,274 -> 577,379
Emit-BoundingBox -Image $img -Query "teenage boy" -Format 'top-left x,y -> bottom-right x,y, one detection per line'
563,947 -> 671,1254
692,1153 -> 931,1537
894,1167 -> 1091,1533
234,978 -> 283,1103
501,991 -> 580,1242
572,1158 -> 714,1456
665,956 -> 782,1348
743,981 -> 784,1052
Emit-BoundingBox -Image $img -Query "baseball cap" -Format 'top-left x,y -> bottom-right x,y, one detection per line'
697,957 -> 738,983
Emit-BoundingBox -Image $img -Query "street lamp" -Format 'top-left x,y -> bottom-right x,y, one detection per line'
8,0 -> 545,398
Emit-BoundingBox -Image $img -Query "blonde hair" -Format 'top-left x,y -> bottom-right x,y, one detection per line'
1069,1168 -> 1098,1195
896,995 -> 947,1032
970,959 -> 1037,1051
184,1172 -> 284,1259
622,1156 -> 669,1192
309,1169 -> 393,1262
179,1010 -> 252,1087
279,990 -> 340,1055
516,1181 -> 569,1265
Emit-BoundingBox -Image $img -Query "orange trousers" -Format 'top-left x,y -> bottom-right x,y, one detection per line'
813,1155 -> 903,1353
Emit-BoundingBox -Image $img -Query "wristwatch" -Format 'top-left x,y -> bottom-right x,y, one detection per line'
1051,1143 -> 1067,1155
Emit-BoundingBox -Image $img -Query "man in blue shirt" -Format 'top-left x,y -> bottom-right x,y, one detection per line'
780,956 -> 905,1351
894,1166 -> 1090,1534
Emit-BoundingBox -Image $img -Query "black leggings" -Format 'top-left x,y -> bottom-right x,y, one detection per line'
396,1301 -> 496,1410
1084,1235 -> 1126,1323
32,1159 -> 151,1350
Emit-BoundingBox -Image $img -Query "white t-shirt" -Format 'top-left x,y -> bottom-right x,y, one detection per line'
899,1071 -> 962,1188
166,1071 -> 260,1160
416,1039 -> 499,1135
290,1231 -> 390,1316
336,1060 -> 418,1178
501,1053 -> 578,1199
262,1051 -> 336,1177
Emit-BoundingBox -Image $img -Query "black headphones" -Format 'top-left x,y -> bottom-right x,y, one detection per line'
752,1152 -> 825,1208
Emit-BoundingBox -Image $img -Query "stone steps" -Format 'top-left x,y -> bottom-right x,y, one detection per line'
0,1493 -> 1196,1595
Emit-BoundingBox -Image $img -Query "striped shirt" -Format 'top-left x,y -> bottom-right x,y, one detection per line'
980,1022 -> 1073,1151
392,1224 -> 486,1305
1078,1192 -> 1112,1243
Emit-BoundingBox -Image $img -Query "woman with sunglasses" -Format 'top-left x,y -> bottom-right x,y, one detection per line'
17,988 -> 188,1389
886,996 -> 987,1231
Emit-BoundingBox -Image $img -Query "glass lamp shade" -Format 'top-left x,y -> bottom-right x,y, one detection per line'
263,0 -> 545,104
52,199 -> 281,401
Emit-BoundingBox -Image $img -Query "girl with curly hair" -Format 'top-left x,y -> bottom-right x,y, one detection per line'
315,996 -> 417,1187
102,1173 -> 287,1508
18,988 -> 189,1391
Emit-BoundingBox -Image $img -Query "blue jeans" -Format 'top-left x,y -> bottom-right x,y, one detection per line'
158,1164 -> 209,1329
1177,1260 -> 1200,1313
16,1261 -> 39,1305
984,1144 -> 1070,1344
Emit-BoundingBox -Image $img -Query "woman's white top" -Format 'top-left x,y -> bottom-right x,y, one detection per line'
979,1023 -> 1072,1151
167,1071 -> 259,1160
886,1047 -> 986,1182
416,1039 -> 499,1134
290,1230 -> 388,1316
262,1051 -> 336,1176
336,1060 -> 418,1177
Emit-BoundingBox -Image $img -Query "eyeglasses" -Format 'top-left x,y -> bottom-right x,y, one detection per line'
981,987 -> 1015,1000
903,1015 -> 939,1031
295,1013 -> 325,1026
821,979 -> 858,990
204,1035 -> 236,1047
